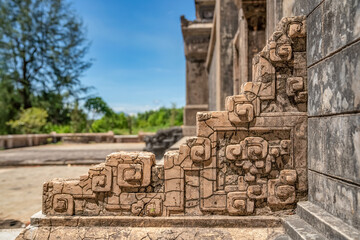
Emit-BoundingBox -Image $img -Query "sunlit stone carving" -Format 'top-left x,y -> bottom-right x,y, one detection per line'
42,16 -> 307,218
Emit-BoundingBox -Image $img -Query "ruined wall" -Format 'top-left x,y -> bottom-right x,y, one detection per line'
292,0 -> 360,229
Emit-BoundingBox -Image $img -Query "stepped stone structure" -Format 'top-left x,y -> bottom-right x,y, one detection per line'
15,0 -> 360,239
41,16 -> 306,218
17,16 -> 310,239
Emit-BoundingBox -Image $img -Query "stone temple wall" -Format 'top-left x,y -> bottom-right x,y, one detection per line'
290,0 -> 360,230
40,16 -> 308,218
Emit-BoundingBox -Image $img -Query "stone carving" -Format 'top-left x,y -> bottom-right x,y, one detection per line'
189,137 -> 211,162
43,16 -> 307,217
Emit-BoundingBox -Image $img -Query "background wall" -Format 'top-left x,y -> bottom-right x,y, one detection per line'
292,0 -> 360,229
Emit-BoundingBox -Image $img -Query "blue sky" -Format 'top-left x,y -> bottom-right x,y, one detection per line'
71,0 -> 196,114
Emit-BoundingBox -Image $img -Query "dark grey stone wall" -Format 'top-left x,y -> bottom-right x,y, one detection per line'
292,0 -> 322,17
308,115 -> 360,186
308,41 -> 360,116
293,0 -> 360,229
308,171 -> 360,229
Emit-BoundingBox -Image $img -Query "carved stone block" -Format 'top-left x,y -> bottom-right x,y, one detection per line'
269,40 -> 292,62
288,21 -> 306,38
52,194 -> 74,216
253,56 -> 275,83
90,165 -> 112,192
235,104 -> 254,122
268,170 -> 297,209
189,137 -> 211,162
117,152 -> 154,187
228,96 -> 257,124
240,137 -> 268,160
226,144 -> 241,160
227,192 -> 254,215
247,179 -> 267,200
145,199 -> 163,217
118,164 -> 143,187
286,77 -> 304,96
131,201 -> 144,216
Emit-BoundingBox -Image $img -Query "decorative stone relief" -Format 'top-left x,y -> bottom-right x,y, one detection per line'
43,16 -> 307,218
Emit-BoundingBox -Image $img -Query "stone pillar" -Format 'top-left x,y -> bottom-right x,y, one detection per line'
266,0 -> 298,40
233,0 -> 266,94
206,0 -> 239,111
181,0 -> 215,136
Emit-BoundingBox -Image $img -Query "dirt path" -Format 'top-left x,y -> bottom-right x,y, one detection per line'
0,166 -> 90,224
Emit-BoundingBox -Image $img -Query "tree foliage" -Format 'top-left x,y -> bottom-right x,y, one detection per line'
0,0 -> 184,136
85,97 -> 114,118
0,0 -> 92,125
90,105 -> 184,135
7,107 -> 48,133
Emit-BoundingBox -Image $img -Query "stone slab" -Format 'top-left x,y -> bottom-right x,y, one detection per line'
297,201 -> 360,240
308,41 -> 360,116
17,225 -> 285,240
29,211 -> 282,228
282,215 -> 327,240
307,2 -> 323,65
308,114 -> 360,185
308,170 -> 360,229
16,212 -> 285,239
307,0 -> 360,66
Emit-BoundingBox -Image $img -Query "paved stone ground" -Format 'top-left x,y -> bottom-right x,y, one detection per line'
0,143 -> 146,239
0,142 -> 145,166
0,229 -> 23,240
0,166 -> 91,225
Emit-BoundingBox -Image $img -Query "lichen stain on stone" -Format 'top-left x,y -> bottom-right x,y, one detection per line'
352,130 -> 360,172
322,87 -> 333,112
354,6 -> 360,37
352,60 -> 360,108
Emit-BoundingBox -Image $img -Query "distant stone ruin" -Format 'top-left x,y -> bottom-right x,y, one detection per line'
40,16 -> 307,218
143,126 -> 183,159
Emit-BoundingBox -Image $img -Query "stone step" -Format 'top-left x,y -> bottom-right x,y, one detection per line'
283,215 -> 328,240
296,201 -> 360,240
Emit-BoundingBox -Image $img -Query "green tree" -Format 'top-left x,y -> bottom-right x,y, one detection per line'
7,107 -> 48,133
70,101 -> 87,133
91,112 -> 128,134
85,97 -> 113,119
0,76 -> 22,134
0,0 -> 92,124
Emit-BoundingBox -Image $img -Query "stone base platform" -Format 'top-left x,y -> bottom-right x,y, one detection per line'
282,201 -> 360,240
16,212 -> 287,240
